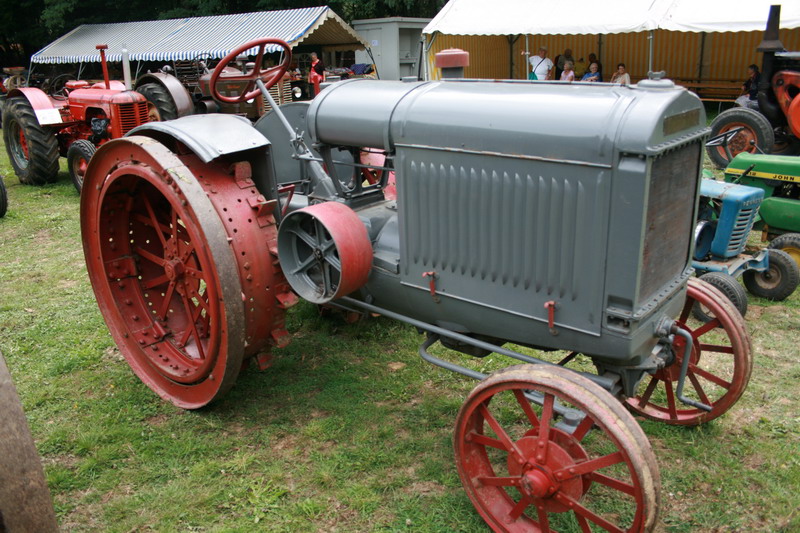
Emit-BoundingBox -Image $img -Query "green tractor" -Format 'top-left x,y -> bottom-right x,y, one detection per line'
722,150 -> 800,265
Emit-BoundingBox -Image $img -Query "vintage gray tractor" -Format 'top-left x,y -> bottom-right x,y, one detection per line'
80,38 -> 752,532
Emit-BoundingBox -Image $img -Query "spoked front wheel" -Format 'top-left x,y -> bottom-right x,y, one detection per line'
455,364 -> 660,532
626,277 -> 752,426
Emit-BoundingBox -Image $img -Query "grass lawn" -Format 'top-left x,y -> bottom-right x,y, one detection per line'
1,107 -> 799,532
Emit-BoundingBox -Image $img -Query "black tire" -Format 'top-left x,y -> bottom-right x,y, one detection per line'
136,83 -> 178,122
768,233 -> 800,269
0,176 -> 7,218
66,139 -> 96,193
693,272 -> 748,322
706,107 -> 775,169
743,248 -> 800,301
1,97 -> 59,185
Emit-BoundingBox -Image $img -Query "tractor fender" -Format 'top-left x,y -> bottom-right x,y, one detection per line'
127,113 -> 269,163
134,72 -> 193,118
6,87 -> 65,126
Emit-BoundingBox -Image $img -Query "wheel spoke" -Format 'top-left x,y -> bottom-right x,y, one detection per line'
572,414 -> 595,441
536,393 -> 554,461
665,379 -> 678,418
693,317 -> 721,338
323,250 -> 342,272
699,343 -> 734,354
289,227 -> 317,248
688,372 -> 711,405
142,273 -> 170,290
179,293 -> 206,360
555,451 -> 624,479
290,253 -> 318,276
477,476 -> 520,487
508,495 -> 532,521
321,261 -> 333,299
557,493 -> 625,533
513,389 -> 540,427
689,364 -> 732,389
157,281 -> 177,320
468,431 -> 506,451
576,514 -> 592,533
637,375 -> 660,408
588,471 -> 636,496
142,196 -> 169,248
537,506 -> 551,532
478,403 -> 525,463
134,246 -> 166,267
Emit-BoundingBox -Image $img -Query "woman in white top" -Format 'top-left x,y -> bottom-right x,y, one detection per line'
610,63 -> 631,85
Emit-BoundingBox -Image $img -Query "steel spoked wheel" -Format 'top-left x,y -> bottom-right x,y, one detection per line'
81,137 -> 248,408
456,365 -> 660,532
626,278 -> 752,426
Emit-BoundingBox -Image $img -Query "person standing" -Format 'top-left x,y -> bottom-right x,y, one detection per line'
528,46 -> 553,81
308,52 -> 325,96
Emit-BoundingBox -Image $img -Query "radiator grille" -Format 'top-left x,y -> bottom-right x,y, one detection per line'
726,206 -> 757,256
261,80 -> 294,114
398,149 -> 610,335
639,143 -> 700,303
116,102 -> 150,134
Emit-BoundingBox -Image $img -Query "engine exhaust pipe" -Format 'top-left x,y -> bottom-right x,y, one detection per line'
122,45 -> 132,91
757,5 -> 786,126
96,44 -> 110,89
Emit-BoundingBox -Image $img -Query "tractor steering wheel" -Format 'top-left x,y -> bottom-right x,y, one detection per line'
210,38 -> 292,104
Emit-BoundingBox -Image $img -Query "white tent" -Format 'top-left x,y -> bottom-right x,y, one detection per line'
424,0 -> 800,35
424,0 -> 800,73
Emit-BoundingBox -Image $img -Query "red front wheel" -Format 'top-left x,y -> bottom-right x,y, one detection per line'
626,277 -> 752,426
456,365 -> 660,532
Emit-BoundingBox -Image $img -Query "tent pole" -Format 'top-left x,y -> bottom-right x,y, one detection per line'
697,32 -> 706,82
508,35 -> 520,79
648,30 -> 654,73
525,34 -> 529,79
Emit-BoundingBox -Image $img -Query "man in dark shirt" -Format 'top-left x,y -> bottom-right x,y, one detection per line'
737,64 -> 761,109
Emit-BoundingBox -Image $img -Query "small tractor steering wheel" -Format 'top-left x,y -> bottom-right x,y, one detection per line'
210,38 -> 292,104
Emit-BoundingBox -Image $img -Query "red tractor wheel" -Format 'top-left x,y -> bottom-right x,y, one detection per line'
67,139 -> 96,193
706,107 -> 774,169
455,364 -> 660,533
81,136 -> 295,408
626,277 -> 752,426
1,97 -> 59,185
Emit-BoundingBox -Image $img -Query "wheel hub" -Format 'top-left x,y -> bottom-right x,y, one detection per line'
164,259 -> 185,281
507,434 -> 585,512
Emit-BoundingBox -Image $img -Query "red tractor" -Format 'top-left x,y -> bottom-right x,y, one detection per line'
2,45 -> 151,191
707,5 -> 800,167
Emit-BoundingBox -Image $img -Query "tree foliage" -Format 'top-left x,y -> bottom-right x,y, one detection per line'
1,0 -> 446,66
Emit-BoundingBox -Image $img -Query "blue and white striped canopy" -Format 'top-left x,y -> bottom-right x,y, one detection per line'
31,6 -> 367,64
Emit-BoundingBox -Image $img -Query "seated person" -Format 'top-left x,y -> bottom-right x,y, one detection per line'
735,64 -> 760,110
560,61 -> 575,82
581,63 -> 601,82
610,63 -> 631,85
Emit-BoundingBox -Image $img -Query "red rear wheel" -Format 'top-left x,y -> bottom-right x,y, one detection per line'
626,277 -> 752,425
456,365 -> 660,532
81,136 -> 295,408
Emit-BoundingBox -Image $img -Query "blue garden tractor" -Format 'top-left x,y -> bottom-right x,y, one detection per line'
693,177 -> 799,320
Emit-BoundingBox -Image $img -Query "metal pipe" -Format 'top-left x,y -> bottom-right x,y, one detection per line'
340,297 -> 619,392
672,325 -> 712,412
647,31 -> 654,74
121,45 -> 132,91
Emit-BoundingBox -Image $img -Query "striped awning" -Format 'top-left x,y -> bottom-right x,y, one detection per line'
31,7 -> 368,64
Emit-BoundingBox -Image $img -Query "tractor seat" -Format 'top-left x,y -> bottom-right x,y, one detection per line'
65,80 -> 89,89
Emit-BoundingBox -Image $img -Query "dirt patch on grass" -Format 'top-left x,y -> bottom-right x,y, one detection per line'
403,480 -> 446,496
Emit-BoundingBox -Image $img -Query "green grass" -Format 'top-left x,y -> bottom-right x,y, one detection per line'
1,116 -> 799,532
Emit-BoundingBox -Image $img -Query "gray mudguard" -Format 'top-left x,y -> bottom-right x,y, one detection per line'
128,114 -> 269,163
